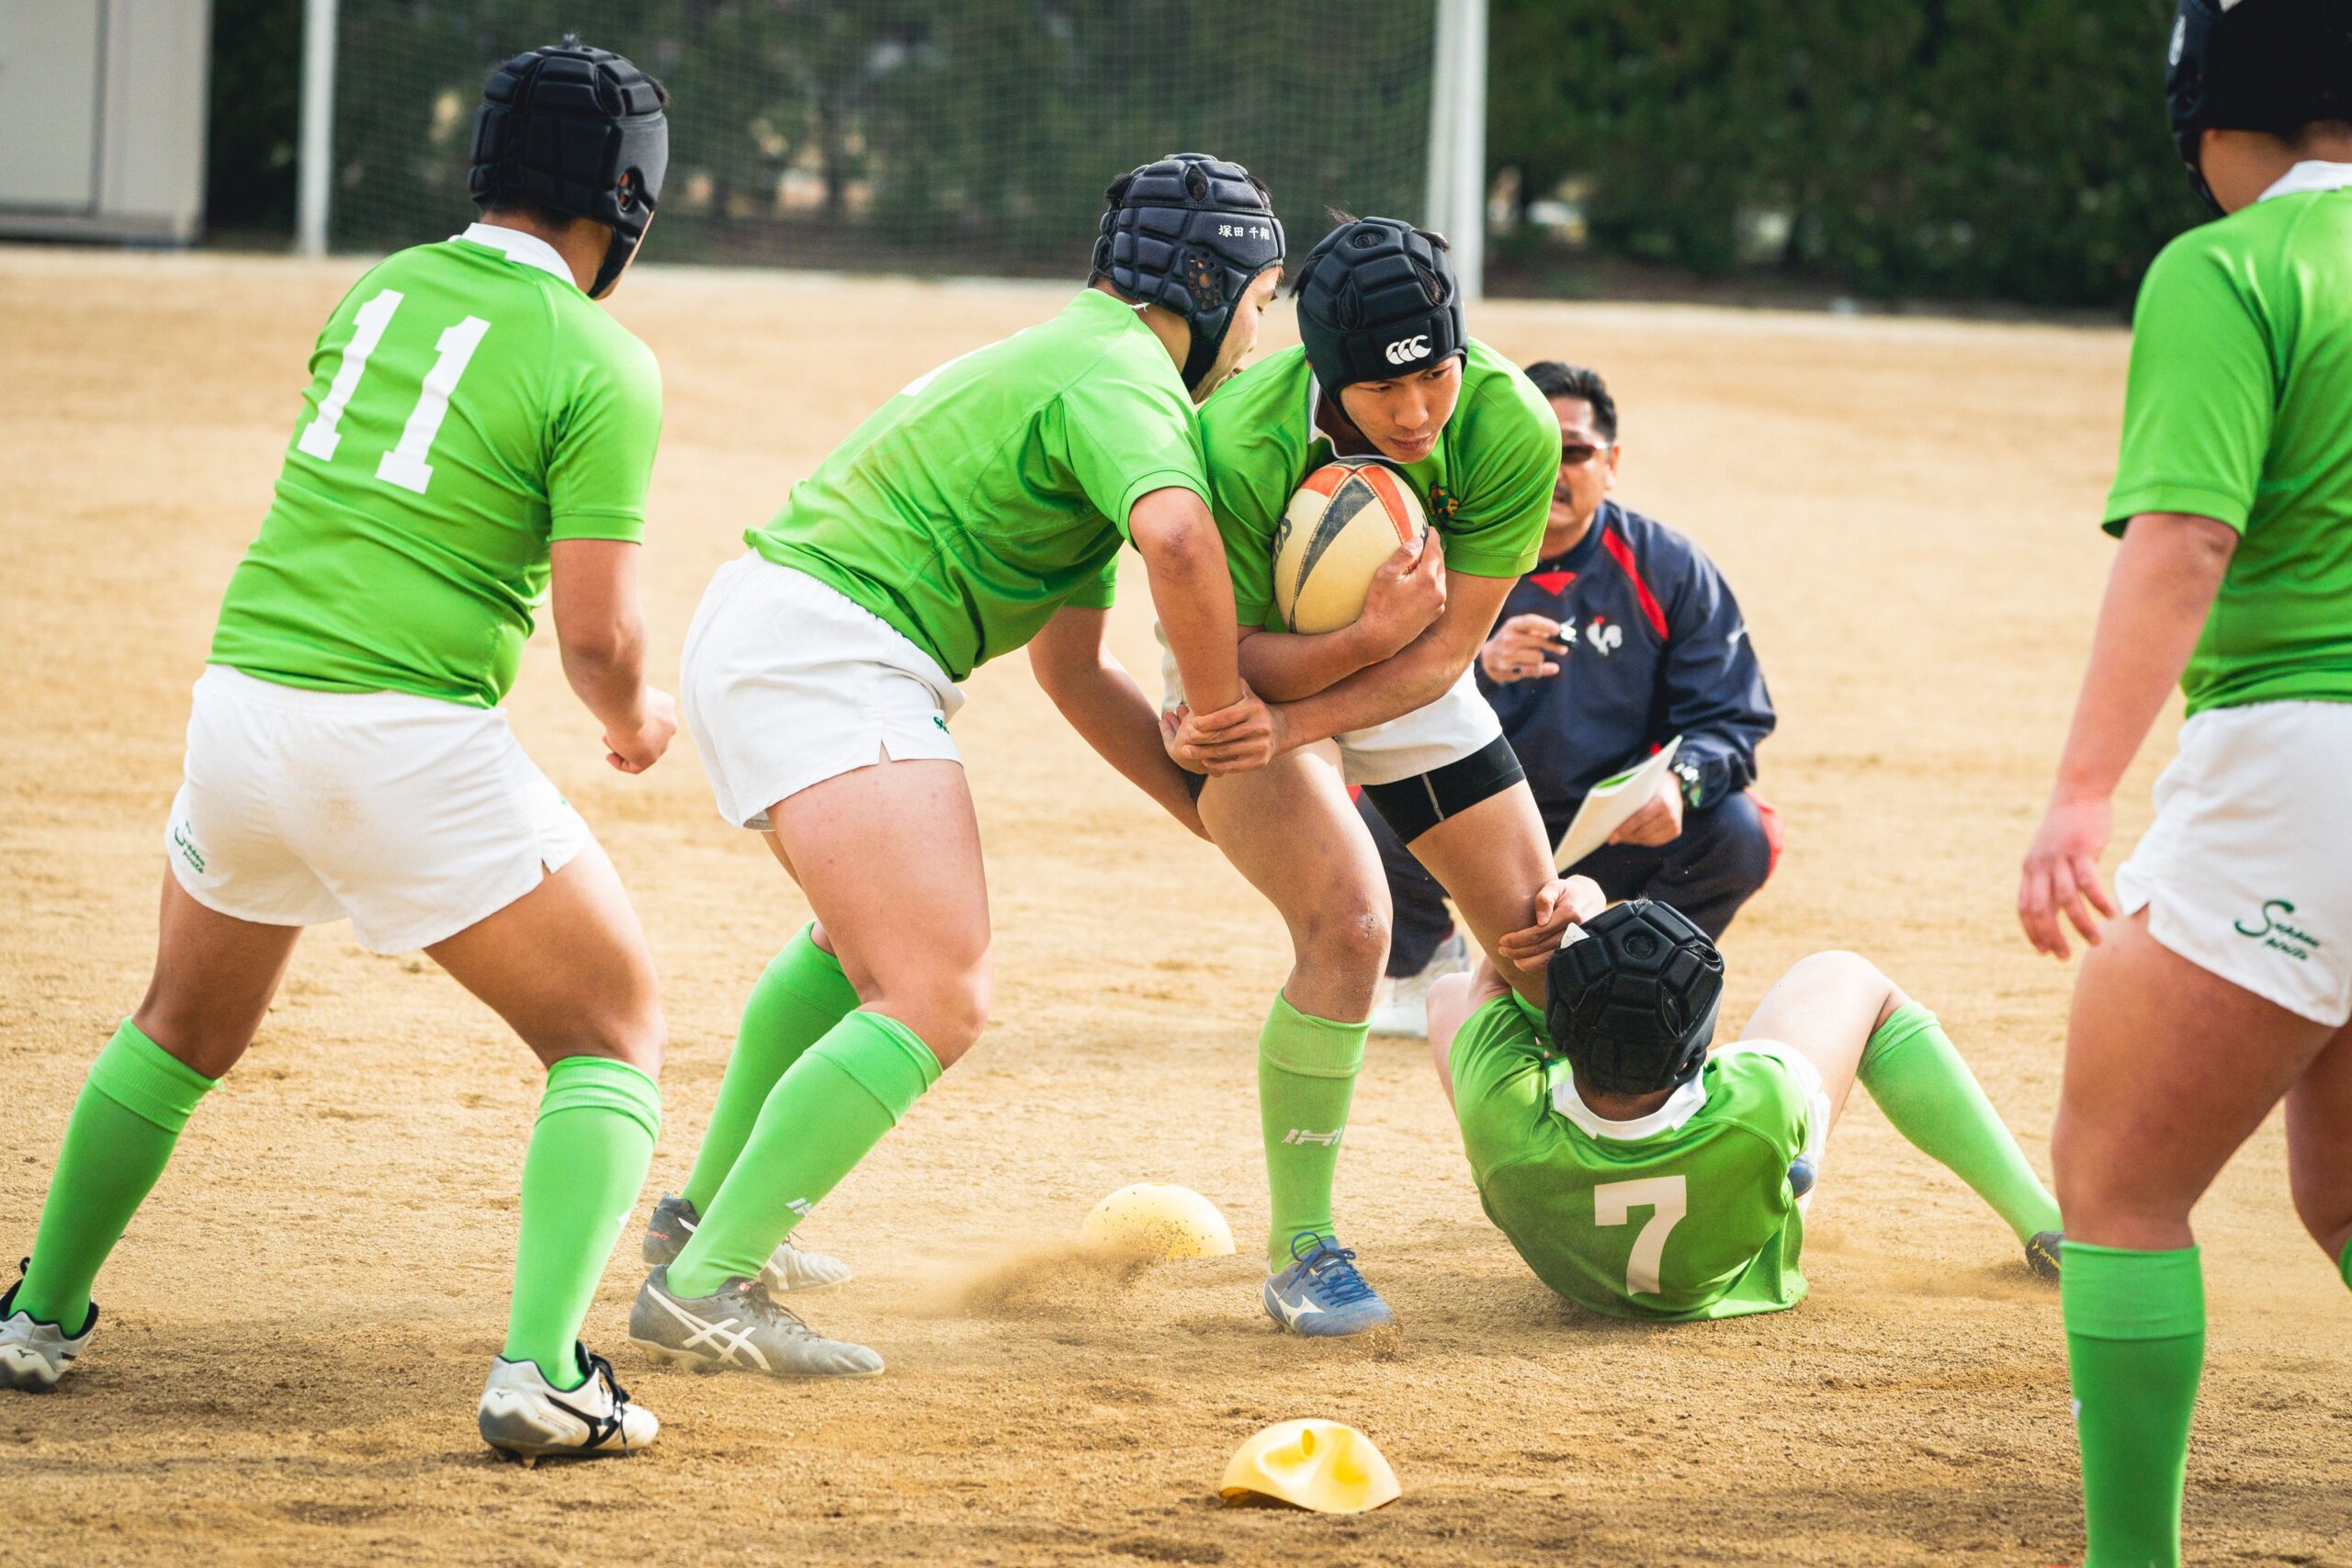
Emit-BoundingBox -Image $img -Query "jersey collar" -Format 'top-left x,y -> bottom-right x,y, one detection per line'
1550,1062 -> 1708,1140
2257,161 -> 2352,203
454,221 -> 578,288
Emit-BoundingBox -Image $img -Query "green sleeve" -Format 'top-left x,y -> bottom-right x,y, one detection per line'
1443,378 -> 1556,579
1707,1048 -> 1814,1167
2104,231 -> 2276,536
1450,994 -> 1559,1181
548,328 -> 663,544
1063,550 -> 1120,611
1057,353 -> 1209,540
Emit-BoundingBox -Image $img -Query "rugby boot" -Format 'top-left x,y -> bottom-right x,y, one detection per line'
1263,1235 -> 1397,1337
478,1343 -> 657,1466
2025,1231 -> 2064,1282
639,1191 -> 851,1292
628,1266 -> 883,1379
0,1267 -> 94,1393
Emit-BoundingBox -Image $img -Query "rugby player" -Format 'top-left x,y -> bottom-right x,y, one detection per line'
1137,218 -> 1570,1337
1428,899 -> 2064,1321
2016,3 -> 2352,1560
629,155 -> 1286,1377
0,42 -> 675,1463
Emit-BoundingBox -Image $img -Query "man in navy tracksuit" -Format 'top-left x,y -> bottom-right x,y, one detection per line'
1363,362 -> 1779,1033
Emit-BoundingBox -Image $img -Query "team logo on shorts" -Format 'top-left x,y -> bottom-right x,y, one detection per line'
171,824 -> 206,874
2234,898 -> 2321,963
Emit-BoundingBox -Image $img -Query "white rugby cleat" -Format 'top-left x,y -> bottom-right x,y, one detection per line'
0,1272 -> 95,1393
478,1345 -> 657,1466
1368,931 -> 1470,1039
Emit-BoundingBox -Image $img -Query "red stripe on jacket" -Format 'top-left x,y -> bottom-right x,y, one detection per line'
1600,525 -> 1668,639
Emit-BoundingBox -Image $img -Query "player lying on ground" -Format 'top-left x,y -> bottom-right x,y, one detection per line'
1425,897 -> 2063,1320
1057,217 -> 1569,1337
627,154 -> 1287,1380
0,42 -> 676,1463
2015,4 -> 2352,1562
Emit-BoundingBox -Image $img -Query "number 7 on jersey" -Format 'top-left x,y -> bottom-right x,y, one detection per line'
1594,1175 -> 1689,1297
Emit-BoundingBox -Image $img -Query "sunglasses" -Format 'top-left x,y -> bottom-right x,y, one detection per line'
1559,442 -> 1611,466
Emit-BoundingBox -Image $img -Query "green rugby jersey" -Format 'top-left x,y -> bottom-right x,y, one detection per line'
2107,163 -> 2352,716
1197,340 -> 1556,629
211,223 -> 663,709
1451,993 -> 1814,1321
746,288 -> 1209,682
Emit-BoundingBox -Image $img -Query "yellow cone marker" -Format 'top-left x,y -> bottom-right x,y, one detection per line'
1080,1183 -> 1236,1258
1219,1419 -> 1400,1514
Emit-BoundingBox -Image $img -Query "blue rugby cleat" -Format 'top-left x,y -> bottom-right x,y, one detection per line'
1262,1235 -> 1397,1337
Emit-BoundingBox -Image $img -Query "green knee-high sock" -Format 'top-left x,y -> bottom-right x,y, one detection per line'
2338,1236 -> 2351,1292
2064,1243 -> 2203,1568
681,926 -> 859,1213
503,1057 -> 661,1389
1257,994 -> 1367,1269
17,1021 -> 216,1334
665,1011 -> 939,1298
1858,1002 -> 2062,1242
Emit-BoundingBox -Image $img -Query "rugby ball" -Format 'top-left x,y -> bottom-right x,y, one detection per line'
1271,459 -> 1430,635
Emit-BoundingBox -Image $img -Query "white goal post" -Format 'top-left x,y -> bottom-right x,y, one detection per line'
1425,0 -> 1488,305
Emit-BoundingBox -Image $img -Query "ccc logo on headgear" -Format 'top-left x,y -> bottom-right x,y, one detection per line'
1384,335 -> 1430,366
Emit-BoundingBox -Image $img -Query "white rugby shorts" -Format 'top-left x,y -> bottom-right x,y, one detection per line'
164,666 -> 591,954
682,553 -> 965,831
1156,626 -> 1501,788
2116,699 -> 2352,1025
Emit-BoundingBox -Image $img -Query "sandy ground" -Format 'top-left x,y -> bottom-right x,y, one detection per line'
1,248 -> 2346,1568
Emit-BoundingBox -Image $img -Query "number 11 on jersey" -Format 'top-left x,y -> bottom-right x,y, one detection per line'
295,288 -> 492,496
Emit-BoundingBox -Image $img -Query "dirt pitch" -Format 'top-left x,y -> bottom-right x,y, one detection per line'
2,249 -> 2346,1568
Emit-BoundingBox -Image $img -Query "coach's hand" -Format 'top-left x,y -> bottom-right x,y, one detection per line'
1165,687 -> 1281,774
2018,794 -> 2118,959
1609,774 -> 1685,847
1481,614 -> 1568,682
1497,875 -> 1608,967
605,686 -> 678,774
1359,533 -> 1447,657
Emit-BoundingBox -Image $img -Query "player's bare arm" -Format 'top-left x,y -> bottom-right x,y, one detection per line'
1028,604 -> 1208,838
550,538 -> 675,775
1130,485 -> 1277,773
1251,566 -> 1520,754
2018,512 -> 2233,957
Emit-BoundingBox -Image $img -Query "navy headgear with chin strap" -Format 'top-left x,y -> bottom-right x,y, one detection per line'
469,40 -> 669,298
1092,153 -> 1284,396
1291,216 -> 1465,391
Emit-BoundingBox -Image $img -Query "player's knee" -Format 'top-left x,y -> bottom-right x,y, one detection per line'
1297,900 -> 1391,980
1713,796 -> 1777,894
893,965 -> 991,1063
569,1001 -> 666,1076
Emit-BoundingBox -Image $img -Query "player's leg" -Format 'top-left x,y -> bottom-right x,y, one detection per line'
1744,951 -> 2061,1252
637,757 -> 976,1375
1198,745 -> 1395,1334
638,899 -> 859,1292
3,875 -> 298,1389
2284,1021 -> 2352,1283
1357,797 -> 1469,1038
424,841 -> 663,1412
1395,777 -> 1557,1003
2052,912 -> 2334,1568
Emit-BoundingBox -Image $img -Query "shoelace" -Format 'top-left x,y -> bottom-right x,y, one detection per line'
725,1279 -> 818,1337
548,1347 -> 628,1450
1290,1237 -> 1379,1307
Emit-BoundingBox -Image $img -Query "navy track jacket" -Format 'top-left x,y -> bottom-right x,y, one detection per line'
1477,501 -> 1775,818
